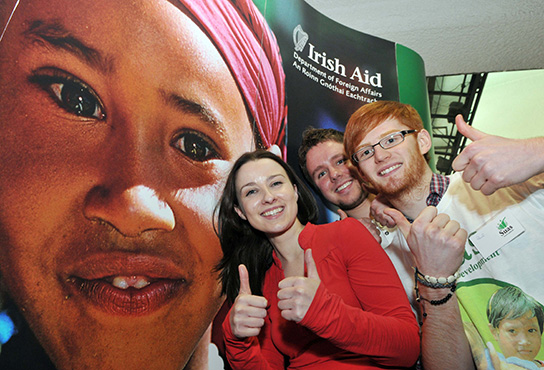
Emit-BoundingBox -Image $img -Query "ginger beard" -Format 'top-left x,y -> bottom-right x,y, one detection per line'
365,145 -> 428,200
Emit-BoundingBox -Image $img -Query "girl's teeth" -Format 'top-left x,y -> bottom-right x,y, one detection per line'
112,276 -> 151,290
263,207 -> 282,216
133,279 -> 151,289
112,277 -> 129,289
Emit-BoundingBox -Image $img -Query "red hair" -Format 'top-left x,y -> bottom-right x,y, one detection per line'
344,101 -> 423,164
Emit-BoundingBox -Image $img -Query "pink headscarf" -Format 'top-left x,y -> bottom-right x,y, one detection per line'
180,0 -> 287,157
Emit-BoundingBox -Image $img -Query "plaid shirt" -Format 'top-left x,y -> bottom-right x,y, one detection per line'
426,172 -> 450,206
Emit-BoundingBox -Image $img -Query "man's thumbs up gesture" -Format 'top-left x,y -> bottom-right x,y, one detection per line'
452,114 -> 544,195
385,206 -> 466,277
277,249 -> 321,323
230,264 -> 268,338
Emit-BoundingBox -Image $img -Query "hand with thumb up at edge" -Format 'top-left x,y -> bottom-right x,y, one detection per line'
277,249 -> 321,323
229,264 -> 268,339
452,114 -> 544,195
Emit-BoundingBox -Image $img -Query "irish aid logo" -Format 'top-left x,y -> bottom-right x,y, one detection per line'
293,25 -> 309,52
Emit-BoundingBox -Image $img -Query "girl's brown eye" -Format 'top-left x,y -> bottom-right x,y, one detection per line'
171,131 -> 220,162
30,71 -> 106,120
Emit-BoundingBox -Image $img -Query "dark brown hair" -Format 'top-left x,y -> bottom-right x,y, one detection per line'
214,150 -> 318,302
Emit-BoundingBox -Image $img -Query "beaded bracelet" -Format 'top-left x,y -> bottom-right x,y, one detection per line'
414,268 -> 457,325
416,284 -> 456,306
414,267 -> 459,289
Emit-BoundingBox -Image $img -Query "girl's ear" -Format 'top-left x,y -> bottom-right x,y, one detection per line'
293,184 -> 299,202
417,129 -> 432,155
234,205 -> 247,220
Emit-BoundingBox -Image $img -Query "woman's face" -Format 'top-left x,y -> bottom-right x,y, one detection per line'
0,0 -> 255,368
235,158 -> 299,238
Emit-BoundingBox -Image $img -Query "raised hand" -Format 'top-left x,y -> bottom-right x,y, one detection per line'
277,249 -> 320,323
370,194 -> 396,228
338,209 -> 381,244
452,114 -> 544,195
229,264 -> 268,338
385,206 -> 467,277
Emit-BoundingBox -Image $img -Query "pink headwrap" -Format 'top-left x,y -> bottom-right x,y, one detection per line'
179,0 -> 287,157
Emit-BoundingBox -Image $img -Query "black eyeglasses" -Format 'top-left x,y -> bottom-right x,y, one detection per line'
351,130 -> 418,163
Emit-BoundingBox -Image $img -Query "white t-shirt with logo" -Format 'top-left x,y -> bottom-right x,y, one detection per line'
437,172 -> 544,369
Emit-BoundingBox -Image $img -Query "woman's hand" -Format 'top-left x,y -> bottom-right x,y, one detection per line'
229,264 -> 268,338
277,249 -> 320,323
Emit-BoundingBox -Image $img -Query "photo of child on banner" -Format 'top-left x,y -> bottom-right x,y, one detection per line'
464,285 -> 544,370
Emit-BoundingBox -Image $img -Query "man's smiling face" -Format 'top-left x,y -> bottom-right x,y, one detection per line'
305,140 -> 366,210
353,118 -> 430,198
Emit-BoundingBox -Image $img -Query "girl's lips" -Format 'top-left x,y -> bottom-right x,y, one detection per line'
64,253 -> 190,316
67,277 -> 186,316
261,206 -> 284,217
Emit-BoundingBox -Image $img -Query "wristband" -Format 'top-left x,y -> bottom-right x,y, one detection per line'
414,268 -> 458,326
414,267 -> 459,289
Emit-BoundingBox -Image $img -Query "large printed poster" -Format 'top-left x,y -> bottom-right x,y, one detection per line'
255,0 -> 430,221
0,0 -> 428,368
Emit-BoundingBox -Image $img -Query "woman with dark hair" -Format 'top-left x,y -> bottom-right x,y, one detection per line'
216,150 -> 420,369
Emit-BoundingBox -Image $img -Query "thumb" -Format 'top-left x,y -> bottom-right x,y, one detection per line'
304,249 -> 320,280
337,209 -> 348,220
238,264 -> 252,295
383,208 -> 411,239
455,114 -> 487,142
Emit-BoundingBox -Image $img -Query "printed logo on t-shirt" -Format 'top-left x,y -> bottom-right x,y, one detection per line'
468,210 -> 525,259
497,217 -> 513,236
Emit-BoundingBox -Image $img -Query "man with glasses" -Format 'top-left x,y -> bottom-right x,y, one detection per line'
353,129 -> 417,162
344,100 -> 544,370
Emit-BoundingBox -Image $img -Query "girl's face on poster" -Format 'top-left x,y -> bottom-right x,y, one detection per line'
0,0 -> 255,368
